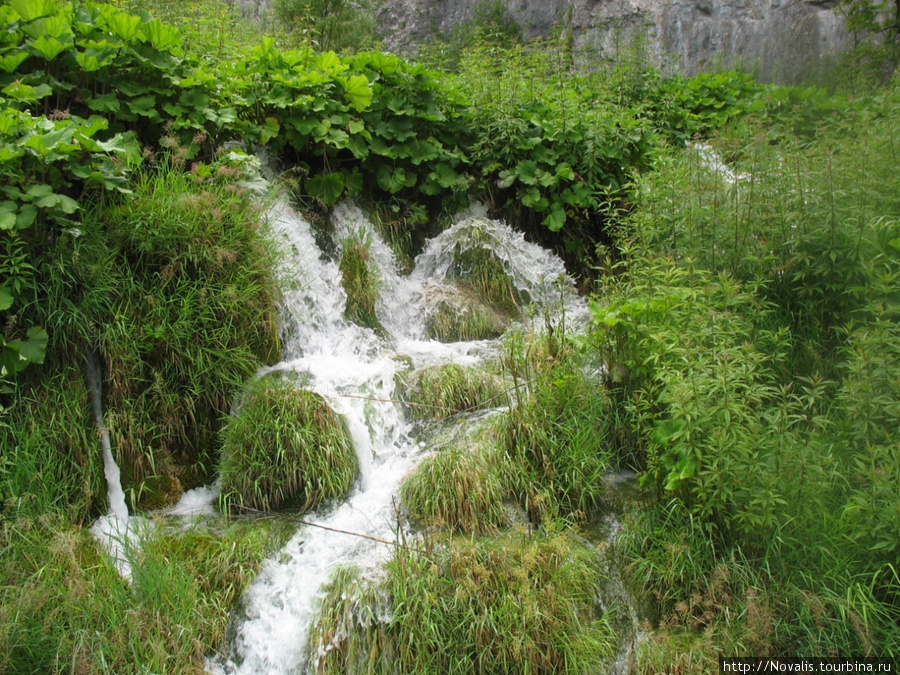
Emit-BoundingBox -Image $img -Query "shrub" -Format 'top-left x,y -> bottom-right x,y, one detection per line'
219,376 -> 358,512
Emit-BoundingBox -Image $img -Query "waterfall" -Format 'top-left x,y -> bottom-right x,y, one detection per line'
206,198 -> 594,675
85,346 -> 148,579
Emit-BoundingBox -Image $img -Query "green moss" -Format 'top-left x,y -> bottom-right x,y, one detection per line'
219,377 -> 358,512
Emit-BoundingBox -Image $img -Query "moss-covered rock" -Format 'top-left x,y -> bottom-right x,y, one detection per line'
219,377 -> 358,512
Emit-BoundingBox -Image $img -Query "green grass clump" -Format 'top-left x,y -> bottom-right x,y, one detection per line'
384,528 -> 615,675
308,565 -> 394,675
219,377 -> 358,512
401,363 -> 509,421
499,339 -> 613,522
450,244 -> 523,316
424,292 -> 510,342
0,514 -> 270,674
401,446 -> 509,535
340,229 -> 382,331
310,528 -> 615,675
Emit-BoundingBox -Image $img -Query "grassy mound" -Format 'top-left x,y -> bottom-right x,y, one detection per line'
401,363 -> 508,422
219,377 -> 358,512
310,528 -> 615,675
401,446 -> 509,535
500,339 -> 614,522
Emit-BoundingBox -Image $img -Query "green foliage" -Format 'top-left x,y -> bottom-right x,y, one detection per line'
836,0 -> 900,85
417,0 -> 522,73
310,529 -> 615,674
424,290 -> 510,342
3,158 -> 279,511
272,0 -> 379,53
219,376 -> 358,512
597,81 -> 900,665
0,513 -> 271,674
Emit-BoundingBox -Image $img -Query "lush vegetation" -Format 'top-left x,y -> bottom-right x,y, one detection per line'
1,0 -> 899,671
309,527 -> 615,675
219,375 -> 358,512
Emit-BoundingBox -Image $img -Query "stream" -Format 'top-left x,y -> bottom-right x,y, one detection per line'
89,190 -> 642,673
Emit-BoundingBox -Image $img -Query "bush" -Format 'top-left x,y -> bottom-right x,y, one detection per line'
219,376 -> 358,512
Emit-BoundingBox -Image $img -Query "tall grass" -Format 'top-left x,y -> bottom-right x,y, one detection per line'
339,228 -> 382,331
219,375 -> 358,513
0,513 -> 273,674
310,527 -> 616,675
598,81 -> 900,663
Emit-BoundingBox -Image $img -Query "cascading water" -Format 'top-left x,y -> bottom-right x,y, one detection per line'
85,346 -> 148,579
206,197 -> 596,675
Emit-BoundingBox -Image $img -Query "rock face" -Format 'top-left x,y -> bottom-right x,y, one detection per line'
375,0 -> 851,83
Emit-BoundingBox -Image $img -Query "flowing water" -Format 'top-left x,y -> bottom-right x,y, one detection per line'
86,346 -> 150,580
205,197 -> 603,675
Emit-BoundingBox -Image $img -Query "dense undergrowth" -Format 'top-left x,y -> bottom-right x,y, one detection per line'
1,0 -> 898,671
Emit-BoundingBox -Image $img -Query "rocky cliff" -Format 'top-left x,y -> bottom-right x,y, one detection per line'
375,0 -> 851,83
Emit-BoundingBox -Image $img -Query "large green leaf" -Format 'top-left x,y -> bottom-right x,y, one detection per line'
141,19 -> 179,50
340,74 -> 372,112
0,51 -> 28,73
306,172 -> 345,206
0,202 -> 16,230
29,35 -> 69,60
0,286 -> 12,311
8,327 -> 48,364
10,0 -> 56,23
107,11 -> 142,41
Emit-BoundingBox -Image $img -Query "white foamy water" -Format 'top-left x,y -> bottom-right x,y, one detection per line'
207,199 -> 586,675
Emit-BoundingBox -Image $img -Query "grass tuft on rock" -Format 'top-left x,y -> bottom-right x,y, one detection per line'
340,228 -> 382,332
401,446 -> 509,535
219,377 -> 358,512
401,363 -> 509,422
